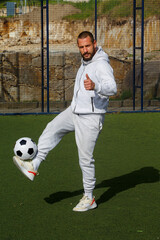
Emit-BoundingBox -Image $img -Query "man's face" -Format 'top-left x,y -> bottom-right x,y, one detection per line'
77,36 -> 97,61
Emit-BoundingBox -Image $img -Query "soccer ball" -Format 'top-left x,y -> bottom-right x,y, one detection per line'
14,137 -> 38,160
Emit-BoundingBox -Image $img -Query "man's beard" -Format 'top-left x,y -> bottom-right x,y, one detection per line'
82,49 -> 96,61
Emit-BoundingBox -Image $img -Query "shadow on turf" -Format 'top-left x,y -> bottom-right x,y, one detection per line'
44,167 -> 159,205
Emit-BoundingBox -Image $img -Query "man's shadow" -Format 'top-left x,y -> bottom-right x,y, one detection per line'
44,167 -> 160,205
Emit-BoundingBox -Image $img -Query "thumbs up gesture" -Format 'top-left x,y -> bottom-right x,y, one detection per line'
84,74 -> 95,90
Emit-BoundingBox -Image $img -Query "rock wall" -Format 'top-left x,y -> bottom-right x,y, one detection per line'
102,17 -> 160,53
123,61 -> 160,100
0,51 -> 81,102
0,51 -> 132,103
0,11 -> 160,104
0,15 -> 160,53
0,50 -> 160,104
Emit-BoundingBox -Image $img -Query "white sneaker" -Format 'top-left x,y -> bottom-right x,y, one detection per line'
73,195 -> 97,212
13,156 -> 38,181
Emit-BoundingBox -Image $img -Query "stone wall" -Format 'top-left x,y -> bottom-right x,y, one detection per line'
0,51 -> 81,102
0,50 -> 132,103
0,15 -> 160,53
0,50 -> 160,105
0,12 -> 160,104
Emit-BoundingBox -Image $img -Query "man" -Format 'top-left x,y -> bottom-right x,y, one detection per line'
13,31 -> 117,212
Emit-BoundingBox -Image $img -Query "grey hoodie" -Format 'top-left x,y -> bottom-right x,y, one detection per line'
71,46 -> 117,114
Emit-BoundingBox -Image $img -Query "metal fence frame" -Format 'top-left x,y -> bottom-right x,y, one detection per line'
133,0 -> 144,112
41,0 -> 145,114
0,0 -> 160,115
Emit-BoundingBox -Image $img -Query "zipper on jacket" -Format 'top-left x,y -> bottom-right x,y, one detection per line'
91,97 -> 94,112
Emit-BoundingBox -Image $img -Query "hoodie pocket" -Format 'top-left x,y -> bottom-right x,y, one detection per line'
91,97 -> 94,112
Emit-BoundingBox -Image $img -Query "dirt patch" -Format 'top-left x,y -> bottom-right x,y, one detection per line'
15,4 -> 81,23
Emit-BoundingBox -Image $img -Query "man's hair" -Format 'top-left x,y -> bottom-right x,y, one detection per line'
77,31 -> 95,43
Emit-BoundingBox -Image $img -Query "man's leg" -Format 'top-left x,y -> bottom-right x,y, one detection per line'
13,106 -> 75,180
73,113 -> 104,211
34,106 -> 75,166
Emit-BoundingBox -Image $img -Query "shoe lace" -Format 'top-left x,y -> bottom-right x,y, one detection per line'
80,195 -> 87,201
78,196 -> 91,206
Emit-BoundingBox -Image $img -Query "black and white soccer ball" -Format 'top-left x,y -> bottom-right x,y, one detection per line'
14,137 -> 38,160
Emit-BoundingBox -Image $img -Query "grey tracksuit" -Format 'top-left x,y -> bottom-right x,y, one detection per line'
36,46 -> 117,194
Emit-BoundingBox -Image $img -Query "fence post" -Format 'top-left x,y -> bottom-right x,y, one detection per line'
41,0 -> 50,113
95,0 -> 97,41
41,0 -> 44,112
133,0 -> 144,111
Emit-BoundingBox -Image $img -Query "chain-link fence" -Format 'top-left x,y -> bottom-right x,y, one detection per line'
0,0 -> 160,114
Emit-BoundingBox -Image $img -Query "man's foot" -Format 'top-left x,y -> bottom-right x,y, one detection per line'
73,195 -> 97,212
13,156 -> 38,181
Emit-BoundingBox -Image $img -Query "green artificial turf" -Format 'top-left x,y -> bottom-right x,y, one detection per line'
0,112 -> 160,240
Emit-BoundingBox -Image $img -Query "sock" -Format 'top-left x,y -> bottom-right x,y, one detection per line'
32,157 -> 42,171
84,192 -> 93,200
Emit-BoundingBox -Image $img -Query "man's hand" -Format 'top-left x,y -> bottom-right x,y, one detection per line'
84,74 -> 95,90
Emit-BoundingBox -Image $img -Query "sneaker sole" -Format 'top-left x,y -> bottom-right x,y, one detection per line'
73,202 -> 97,212
13,157 -> 35,181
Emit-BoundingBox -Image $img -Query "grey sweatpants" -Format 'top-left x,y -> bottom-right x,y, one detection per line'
36,106 -> 105,193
